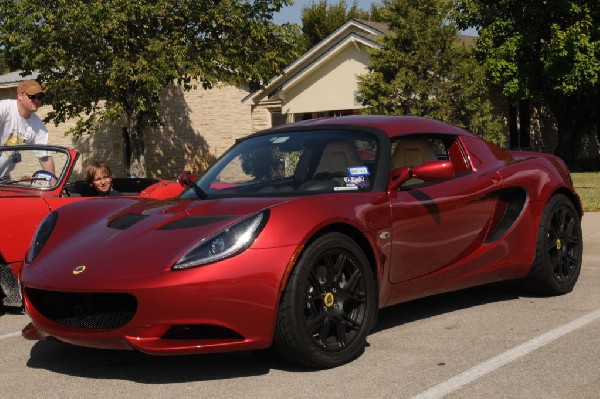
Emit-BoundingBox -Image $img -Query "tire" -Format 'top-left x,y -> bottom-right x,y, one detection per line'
523,194 -> 582,295
273,232 -> 377,368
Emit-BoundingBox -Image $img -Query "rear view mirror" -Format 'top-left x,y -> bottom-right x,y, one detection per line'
177,171 -> 198,188
177,171 -> 208,199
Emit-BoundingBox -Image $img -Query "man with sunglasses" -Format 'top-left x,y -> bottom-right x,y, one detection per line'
0,79 -> 55,179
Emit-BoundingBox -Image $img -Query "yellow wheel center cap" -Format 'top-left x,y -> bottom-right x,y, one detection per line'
324,292 -> 335,307
72,265 -> 86,275
556,239 -> 562,250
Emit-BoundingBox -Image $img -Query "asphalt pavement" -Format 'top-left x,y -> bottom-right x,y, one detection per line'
0,212 -> 598,399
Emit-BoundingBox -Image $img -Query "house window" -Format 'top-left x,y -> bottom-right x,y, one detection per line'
270,108 -> 286,127
354,91 -> 364,106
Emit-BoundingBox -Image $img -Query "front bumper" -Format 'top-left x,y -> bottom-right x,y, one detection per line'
21,245 -> 297,355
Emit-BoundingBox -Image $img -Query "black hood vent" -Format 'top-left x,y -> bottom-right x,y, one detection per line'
108,214 -> 149,230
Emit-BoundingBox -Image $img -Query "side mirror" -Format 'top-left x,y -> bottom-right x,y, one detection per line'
411,160 -> 455,181
388,160 -> 454,191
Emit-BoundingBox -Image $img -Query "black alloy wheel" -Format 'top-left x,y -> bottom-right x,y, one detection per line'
274,233 -> 377,368
524,194 -> 583,295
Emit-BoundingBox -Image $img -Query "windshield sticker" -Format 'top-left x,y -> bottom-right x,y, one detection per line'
348,166 -> 370,176
334,186 -> 359,191
344,176 -> 368,188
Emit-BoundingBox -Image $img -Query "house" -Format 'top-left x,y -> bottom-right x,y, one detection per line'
0,73 -> 254,179
243,19 -> 387,127
2,19 -> 597,177
0,19 -> 385,178
245,19 -> 599,167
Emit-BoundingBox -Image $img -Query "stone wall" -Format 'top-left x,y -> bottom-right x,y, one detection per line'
0,82 -> 254,179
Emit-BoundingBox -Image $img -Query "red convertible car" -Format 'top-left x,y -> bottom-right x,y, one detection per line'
20,116 -> 583,368
0,145 -> 182,310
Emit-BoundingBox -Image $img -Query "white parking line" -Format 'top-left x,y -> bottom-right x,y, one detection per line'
0,331 -> 21,340
411,309 -> 600,399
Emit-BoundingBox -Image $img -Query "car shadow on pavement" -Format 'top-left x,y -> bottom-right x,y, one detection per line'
26,340 -> 300,381
24,280 -> 525,380
372,280 -> 523,334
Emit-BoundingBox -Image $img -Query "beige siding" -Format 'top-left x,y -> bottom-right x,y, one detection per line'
251,103 -> 277,132
283,45 -> 370,114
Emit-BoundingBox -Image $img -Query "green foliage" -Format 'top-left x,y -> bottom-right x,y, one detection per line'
300,0 -> 372,50
241,146 -> 301,180
0,56 -> 8,74
455,0 -> 600,168
358,0 -> 504,145
241,147 -> 280,180
0,0 -> 300,175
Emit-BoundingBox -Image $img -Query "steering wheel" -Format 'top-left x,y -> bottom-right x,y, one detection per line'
313,171 -> 346,180
30,170 -> 59,188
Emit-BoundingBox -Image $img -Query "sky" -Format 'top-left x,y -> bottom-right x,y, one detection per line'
273,0 -> 375,25
272,0 -> 478,35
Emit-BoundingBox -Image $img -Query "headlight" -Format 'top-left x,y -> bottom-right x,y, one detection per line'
172,210 -> 269,270
27,211 -> 58,263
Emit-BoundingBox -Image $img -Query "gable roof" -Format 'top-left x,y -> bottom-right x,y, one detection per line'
0,71 -> 39,89
242,19 -> 384,105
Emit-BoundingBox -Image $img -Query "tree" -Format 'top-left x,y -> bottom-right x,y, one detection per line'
0,56 -> 8,74
455,0 -> 600,169
358,0 -> 504,144
0,0 -> 300,176
300,0 -> 372,50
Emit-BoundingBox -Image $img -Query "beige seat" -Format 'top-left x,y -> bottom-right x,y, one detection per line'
392,138 -> 437,186
392,138 -> 437,168
301,142 -> 367,189
314,142 -> 363,177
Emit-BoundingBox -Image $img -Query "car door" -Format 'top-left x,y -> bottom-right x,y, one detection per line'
388,135 -> 502,283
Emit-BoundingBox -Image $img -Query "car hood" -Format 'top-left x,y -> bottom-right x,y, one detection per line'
25,196 -> 294,284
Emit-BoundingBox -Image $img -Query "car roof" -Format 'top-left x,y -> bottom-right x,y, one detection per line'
264,115 -> 475,139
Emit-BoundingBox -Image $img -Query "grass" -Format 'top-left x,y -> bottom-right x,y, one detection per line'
572,172 -> 600,212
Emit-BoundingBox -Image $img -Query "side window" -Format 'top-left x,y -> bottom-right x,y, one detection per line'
391,137 -> 438,168
447,138 -> 470,174
391,135 -> 471,186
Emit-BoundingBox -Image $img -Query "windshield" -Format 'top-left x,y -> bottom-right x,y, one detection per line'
182,130 -> 379,198
0,146 -> 71,190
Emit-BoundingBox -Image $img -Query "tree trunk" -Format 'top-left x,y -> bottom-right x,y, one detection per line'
508,102 -> 518,149
547,96 -> 597,171
518,99 -> 531,149
553,118 -> 583,171
126,119 -> 147,178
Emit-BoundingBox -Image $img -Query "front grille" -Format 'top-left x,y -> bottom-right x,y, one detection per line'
1,263 -> 22,307
26,288 -> 137,329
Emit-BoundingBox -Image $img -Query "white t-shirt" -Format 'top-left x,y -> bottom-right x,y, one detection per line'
0,99 -> 49,178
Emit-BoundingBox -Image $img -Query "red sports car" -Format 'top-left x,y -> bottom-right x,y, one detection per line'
20,116 -> 583,368
0,145 -> 182,311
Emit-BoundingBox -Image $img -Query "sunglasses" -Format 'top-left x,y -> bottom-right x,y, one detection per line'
26,94 -> 45,101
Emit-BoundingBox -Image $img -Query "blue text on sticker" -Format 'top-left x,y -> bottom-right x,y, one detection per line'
348,166 -> 370,176
344,176 -> 368,187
